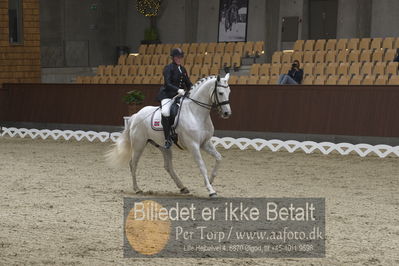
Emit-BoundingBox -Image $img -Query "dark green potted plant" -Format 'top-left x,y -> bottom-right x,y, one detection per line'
123,90 -> 145,115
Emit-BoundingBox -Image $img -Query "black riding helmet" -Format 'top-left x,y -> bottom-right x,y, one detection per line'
170,48 -> 184,57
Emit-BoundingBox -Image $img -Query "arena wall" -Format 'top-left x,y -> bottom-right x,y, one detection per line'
0,0 -> 41,86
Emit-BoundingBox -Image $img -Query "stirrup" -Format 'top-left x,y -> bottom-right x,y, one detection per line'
164,139 -> 173,149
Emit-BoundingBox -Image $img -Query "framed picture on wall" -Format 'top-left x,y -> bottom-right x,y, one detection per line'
218,0 -> 248,42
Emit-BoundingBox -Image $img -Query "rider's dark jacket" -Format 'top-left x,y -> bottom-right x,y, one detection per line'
157,62 -> 192,101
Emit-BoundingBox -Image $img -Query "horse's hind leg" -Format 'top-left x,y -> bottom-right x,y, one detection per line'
159,147 -> 189,194
202,140 -> 222,185
129,139 -> 147,194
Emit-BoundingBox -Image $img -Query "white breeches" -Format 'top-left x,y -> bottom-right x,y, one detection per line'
161,98 -> 173,117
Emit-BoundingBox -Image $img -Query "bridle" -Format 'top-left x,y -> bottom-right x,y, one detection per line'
186,78 -> 230,113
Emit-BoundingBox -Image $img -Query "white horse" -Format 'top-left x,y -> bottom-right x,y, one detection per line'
106,74 -> 232,197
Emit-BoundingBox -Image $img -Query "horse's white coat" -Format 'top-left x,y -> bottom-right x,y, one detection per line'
106,74 -> 231,197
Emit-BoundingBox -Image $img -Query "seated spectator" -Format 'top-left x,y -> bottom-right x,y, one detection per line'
277,60 -> 303,85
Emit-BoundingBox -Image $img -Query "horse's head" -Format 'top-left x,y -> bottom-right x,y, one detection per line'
213,74 -> 232,119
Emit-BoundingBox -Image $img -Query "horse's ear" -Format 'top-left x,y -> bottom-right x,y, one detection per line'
217,75 -> 220,82
225,73 -> 230,82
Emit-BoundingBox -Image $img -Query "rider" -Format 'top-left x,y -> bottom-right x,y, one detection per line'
157,47 -> 192,149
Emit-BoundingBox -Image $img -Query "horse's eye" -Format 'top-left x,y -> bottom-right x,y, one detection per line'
218,92 -> 223,96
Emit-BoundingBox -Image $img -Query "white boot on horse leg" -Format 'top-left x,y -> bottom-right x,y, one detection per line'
160,147 -> 190,194
202,140 -> 222,185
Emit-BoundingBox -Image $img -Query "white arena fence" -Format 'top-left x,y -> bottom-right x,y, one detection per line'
2,126 -> 399,158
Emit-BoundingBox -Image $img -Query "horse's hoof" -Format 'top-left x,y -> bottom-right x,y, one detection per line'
209,192 -> 218,198
135,190 -> 143,194
180,187 -> 190,194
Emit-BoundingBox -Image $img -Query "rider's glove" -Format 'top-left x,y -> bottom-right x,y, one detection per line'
177,89 -> 185,96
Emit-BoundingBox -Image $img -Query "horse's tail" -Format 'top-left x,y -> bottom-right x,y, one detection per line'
105,115 -> 135,167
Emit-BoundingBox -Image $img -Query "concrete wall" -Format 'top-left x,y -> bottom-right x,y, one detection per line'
337,0 -> 371,39
371,0 -> 399,37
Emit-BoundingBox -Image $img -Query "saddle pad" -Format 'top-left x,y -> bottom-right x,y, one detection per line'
151,108 -> 179,131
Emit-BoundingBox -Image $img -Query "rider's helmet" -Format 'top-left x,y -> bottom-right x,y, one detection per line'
170,48 -> 184,58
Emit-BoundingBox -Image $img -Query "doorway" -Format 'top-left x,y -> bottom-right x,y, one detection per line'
309,0 -> 338,39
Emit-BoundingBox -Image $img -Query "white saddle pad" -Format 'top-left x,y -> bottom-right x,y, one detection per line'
151,108 -> 179,131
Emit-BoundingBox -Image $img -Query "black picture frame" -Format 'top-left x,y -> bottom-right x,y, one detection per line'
217,0 -> 249,42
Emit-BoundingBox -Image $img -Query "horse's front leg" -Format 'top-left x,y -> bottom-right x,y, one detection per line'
201,140 -> 222,185
159,147 -> 189,194
187,144 -> 217,197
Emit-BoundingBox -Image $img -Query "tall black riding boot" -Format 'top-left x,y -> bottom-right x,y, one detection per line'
161,116 -> 173,149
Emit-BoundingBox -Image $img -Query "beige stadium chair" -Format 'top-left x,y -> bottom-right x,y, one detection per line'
337,50 -> 349,63
281,64 -> 291,75
181,43 -> 190,54
112,65 -> 122,76
99,76 -> 109,84
232,53 -> 242,68
197,43 -> 208,54
326,75 -> 338,85
124,76 -> 134,84
162,43 -> 173,55
247,75 -> 258,85
75,76 -> 84,83
153,65 -> 163,77
386,62 -> 398,75
359,50 -> 372,62
347,38 -> 359,50
304,40 -> 315,51
359,38 -> 371,50
194,54 -> 204,66
360,62 -> 373,76
159,55 -> 169,66
349,75 -> 362,85
258,76 -> 269,85
228,75 -> 238,84
326,62 -> 338,76
209,66 -> 219,76
225,42 -> 235,54
142,55 -> 152,65
148,76 -> 159,84
233,42 -> 244,54
137,65 -> 147,76
314,63 -> 325,76
281,52 -> 292,64
222,54 -> 232,68
118,66 -> 128,77
253,41 -> 265,56
336,39 -> 348,51
393,38 -> 399,49
125,55 -> 135,65
268,75 -> 279,85
237,76 -> 248,85
382,37 -> 394,49
146,65 -> 155,76
141,76 -> 151,84
292,51 -> 303,62
215,42 -> 226,54
154,44 -> 164,55
96,65 -> 106,76
315,51 -> 326,63
184,54 -> 195,66
133,76 -> 143,84
259,64 -> 271,76
272,51 -> 282,64
303,51 -> 315,63
150,55 -> 160,65
200,66 -> 209,78
337,75 -> 349,85
388,75 -> 399,85
270,64 -> 282,76
337,63 -> 349,76
188,43 -> 198,55
91,76 -> 101,83
375,75 -> 388,85
115,77 -> 125,84
303,63 -> 314,76
129,65 -> 138,76
293,40 -> 305,51
370,38 -> 382,50
104,65 -> 113,76
362,75 -> 375,85
118,54 -> 127,65
302,75 -> 314,85
372,49 -> 384,62
191,65 -> 201,76
243,41 -> 255,56
250,64 -> 260,76
207,42 -> 217,54
314,39 -> 326,51
203,54 -> 213,66
83,76 -> 92,84
325,50 -> 337,63
133,55 -> 143,65
138,44 -> 147,55
349,62 -> 361,76
384,49 -> 396,61
326,39 -> 337,50
348,50 -> 360,63
212,54 -> 222,68
373,62 -> 386,76
146,44 -> 156,55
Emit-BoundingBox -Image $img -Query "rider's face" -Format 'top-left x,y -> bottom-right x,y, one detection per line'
173,56 -> 183,65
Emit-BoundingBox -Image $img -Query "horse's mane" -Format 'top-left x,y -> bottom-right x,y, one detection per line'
190,75 -> 217,94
